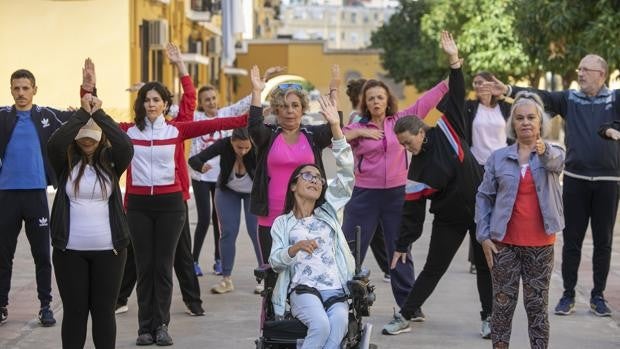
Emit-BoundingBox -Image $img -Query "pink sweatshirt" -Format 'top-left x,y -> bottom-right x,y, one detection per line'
343,81 -> 448,189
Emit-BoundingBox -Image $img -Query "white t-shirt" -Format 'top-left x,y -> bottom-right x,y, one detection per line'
65,163 -> 113,251
225,170 -> 253,193
289,216 -> 342,291
471,104 -> 507,165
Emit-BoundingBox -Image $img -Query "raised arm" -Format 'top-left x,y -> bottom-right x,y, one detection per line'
486,76 -> 567,118
176,114 -> 248,140
436,31 -> 467,138
248,65 -> 272,148
166,43 -> 196,122
394,79 -> 449,120
318,97 -> 354,212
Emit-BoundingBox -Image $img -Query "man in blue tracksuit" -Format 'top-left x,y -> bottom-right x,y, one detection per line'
0,69 -> 76,326
498,54 -> 619,317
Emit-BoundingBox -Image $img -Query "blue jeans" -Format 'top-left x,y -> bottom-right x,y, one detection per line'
290,288 -> 348,349
214,188 -> 260,276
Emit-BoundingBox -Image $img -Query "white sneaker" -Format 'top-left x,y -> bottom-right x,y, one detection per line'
382,309 -> 411,335
254,283 -> 264,294
211,278 -> 234,294
481,316 -> 491,339
115,304 -> 128,315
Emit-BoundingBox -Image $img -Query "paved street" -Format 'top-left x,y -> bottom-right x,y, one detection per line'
1,159 -> 619,348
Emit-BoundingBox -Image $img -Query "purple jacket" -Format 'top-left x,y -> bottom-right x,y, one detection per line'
343,81 -> 449,189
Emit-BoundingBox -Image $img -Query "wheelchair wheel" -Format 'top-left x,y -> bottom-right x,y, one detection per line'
356,322 -> 373,349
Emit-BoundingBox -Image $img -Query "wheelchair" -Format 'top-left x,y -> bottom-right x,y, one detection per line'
254,227 -> 377,349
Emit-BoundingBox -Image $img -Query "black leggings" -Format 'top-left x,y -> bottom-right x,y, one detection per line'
400,219 -> 492,320
258,225 -> 272,265
53,248 -> 126,349
191,180 -> 221,262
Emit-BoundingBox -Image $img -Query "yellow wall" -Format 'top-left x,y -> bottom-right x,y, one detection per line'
235,41 -> 441,123
0,0 -> 130,116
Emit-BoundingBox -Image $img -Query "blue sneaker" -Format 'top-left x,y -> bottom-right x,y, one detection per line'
590,296 -> 612,317
38,306 -> 56,327
382,309 -> 411,335
554,295 -> 575,315
193,262 -> 203,277
213,259 -> 222,276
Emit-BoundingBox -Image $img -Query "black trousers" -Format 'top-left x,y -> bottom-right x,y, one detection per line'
561,176 -> 619,298
53,248 -> 126,349
191,180 -> 220,262
118,202 -> 202,308
0,189 -> 52,308
400,219 -> 492,320
127,194 -> 185,335
258,225 -> 272,265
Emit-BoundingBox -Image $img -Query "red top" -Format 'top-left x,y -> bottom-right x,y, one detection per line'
502,167 -> 556,246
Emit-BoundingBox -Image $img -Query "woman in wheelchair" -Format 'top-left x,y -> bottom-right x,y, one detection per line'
268,95 -> 355,349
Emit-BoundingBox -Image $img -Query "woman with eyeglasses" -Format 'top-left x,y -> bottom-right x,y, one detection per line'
248,65 -> 342,266
461,71 -> 513,333
476,91 -> 564,348
269,96 -> 355,349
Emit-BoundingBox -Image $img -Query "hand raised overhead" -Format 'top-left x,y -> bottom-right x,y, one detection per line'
318,95 -> 339,126
250,65 -> 265,92
263,66 -> 286,82
82,58 -> 96,92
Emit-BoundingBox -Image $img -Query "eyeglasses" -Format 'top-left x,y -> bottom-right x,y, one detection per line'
297,171 -> 326,185
575,67 -> 604,74
277,83 -> 303,91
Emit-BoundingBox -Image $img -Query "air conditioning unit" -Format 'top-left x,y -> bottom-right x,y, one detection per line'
207,37 -> 222,56
148,20 -> 169,49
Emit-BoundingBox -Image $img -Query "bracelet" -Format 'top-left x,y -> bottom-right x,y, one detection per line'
449,58 -> 461,66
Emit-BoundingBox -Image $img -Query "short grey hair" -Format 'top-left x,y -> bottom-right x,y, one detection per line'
394,115 -> 430,135
506,91 -> 551,139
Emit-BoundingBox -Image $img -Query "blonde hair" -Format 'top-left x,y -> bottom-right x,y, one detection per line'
269,88 -> 309,114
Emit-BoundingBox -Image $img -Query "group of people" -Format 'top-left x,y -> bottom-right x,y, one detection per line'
0,30 -> 618,349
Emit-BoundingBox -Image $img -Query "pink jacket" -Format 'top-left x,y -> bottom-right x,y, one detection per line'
343,81 -> 448,189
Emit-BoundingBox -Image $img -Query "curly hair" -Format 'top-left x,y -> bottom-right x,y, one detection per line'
346,78 -> 367,109
269,88 -> 309,114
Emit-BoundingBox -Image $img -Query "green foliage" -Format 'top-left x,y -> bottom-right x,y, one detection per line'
371,0 -> 620,90
370,0 -> 445,90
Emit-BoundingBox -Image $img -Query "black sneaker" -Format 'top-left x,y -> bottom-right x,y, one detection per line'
554,295 -> 575,315
155,324 -> 173,346
410,308 -> 426,322
185,302 -> 205,316
136,333 -> 154,346
0,306 -> 7,325
38,306 -> 56,327
590,296 -> 612,317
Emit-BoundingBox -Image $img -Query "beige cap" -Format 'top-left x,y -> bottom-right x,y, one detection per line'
75,118 -> 102,141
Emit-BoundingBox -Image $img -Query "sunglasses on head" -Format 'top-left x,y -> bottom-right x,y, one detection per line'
277,83 -> 303,91
297,171 -> 326,185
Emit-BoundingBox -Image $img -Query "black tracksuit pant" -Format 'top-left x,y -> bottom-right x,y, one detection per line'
400,218 -> 492,321
53,248 -> 126,349
117,202 -> 202,308
0,189 -> 52,308
127,193 -> 185,335
561,176 -> 619,299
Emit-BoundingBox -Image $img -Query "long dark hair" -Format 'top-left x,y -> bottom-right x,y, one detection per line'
359,79 -> 398,119
133,82 -> 173,131
66,133 -> 115,199
283,164 -> 327,214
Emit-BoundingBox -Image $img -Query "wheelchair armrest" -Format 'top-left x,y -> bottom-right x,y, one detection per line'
254,264 -> 273,283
